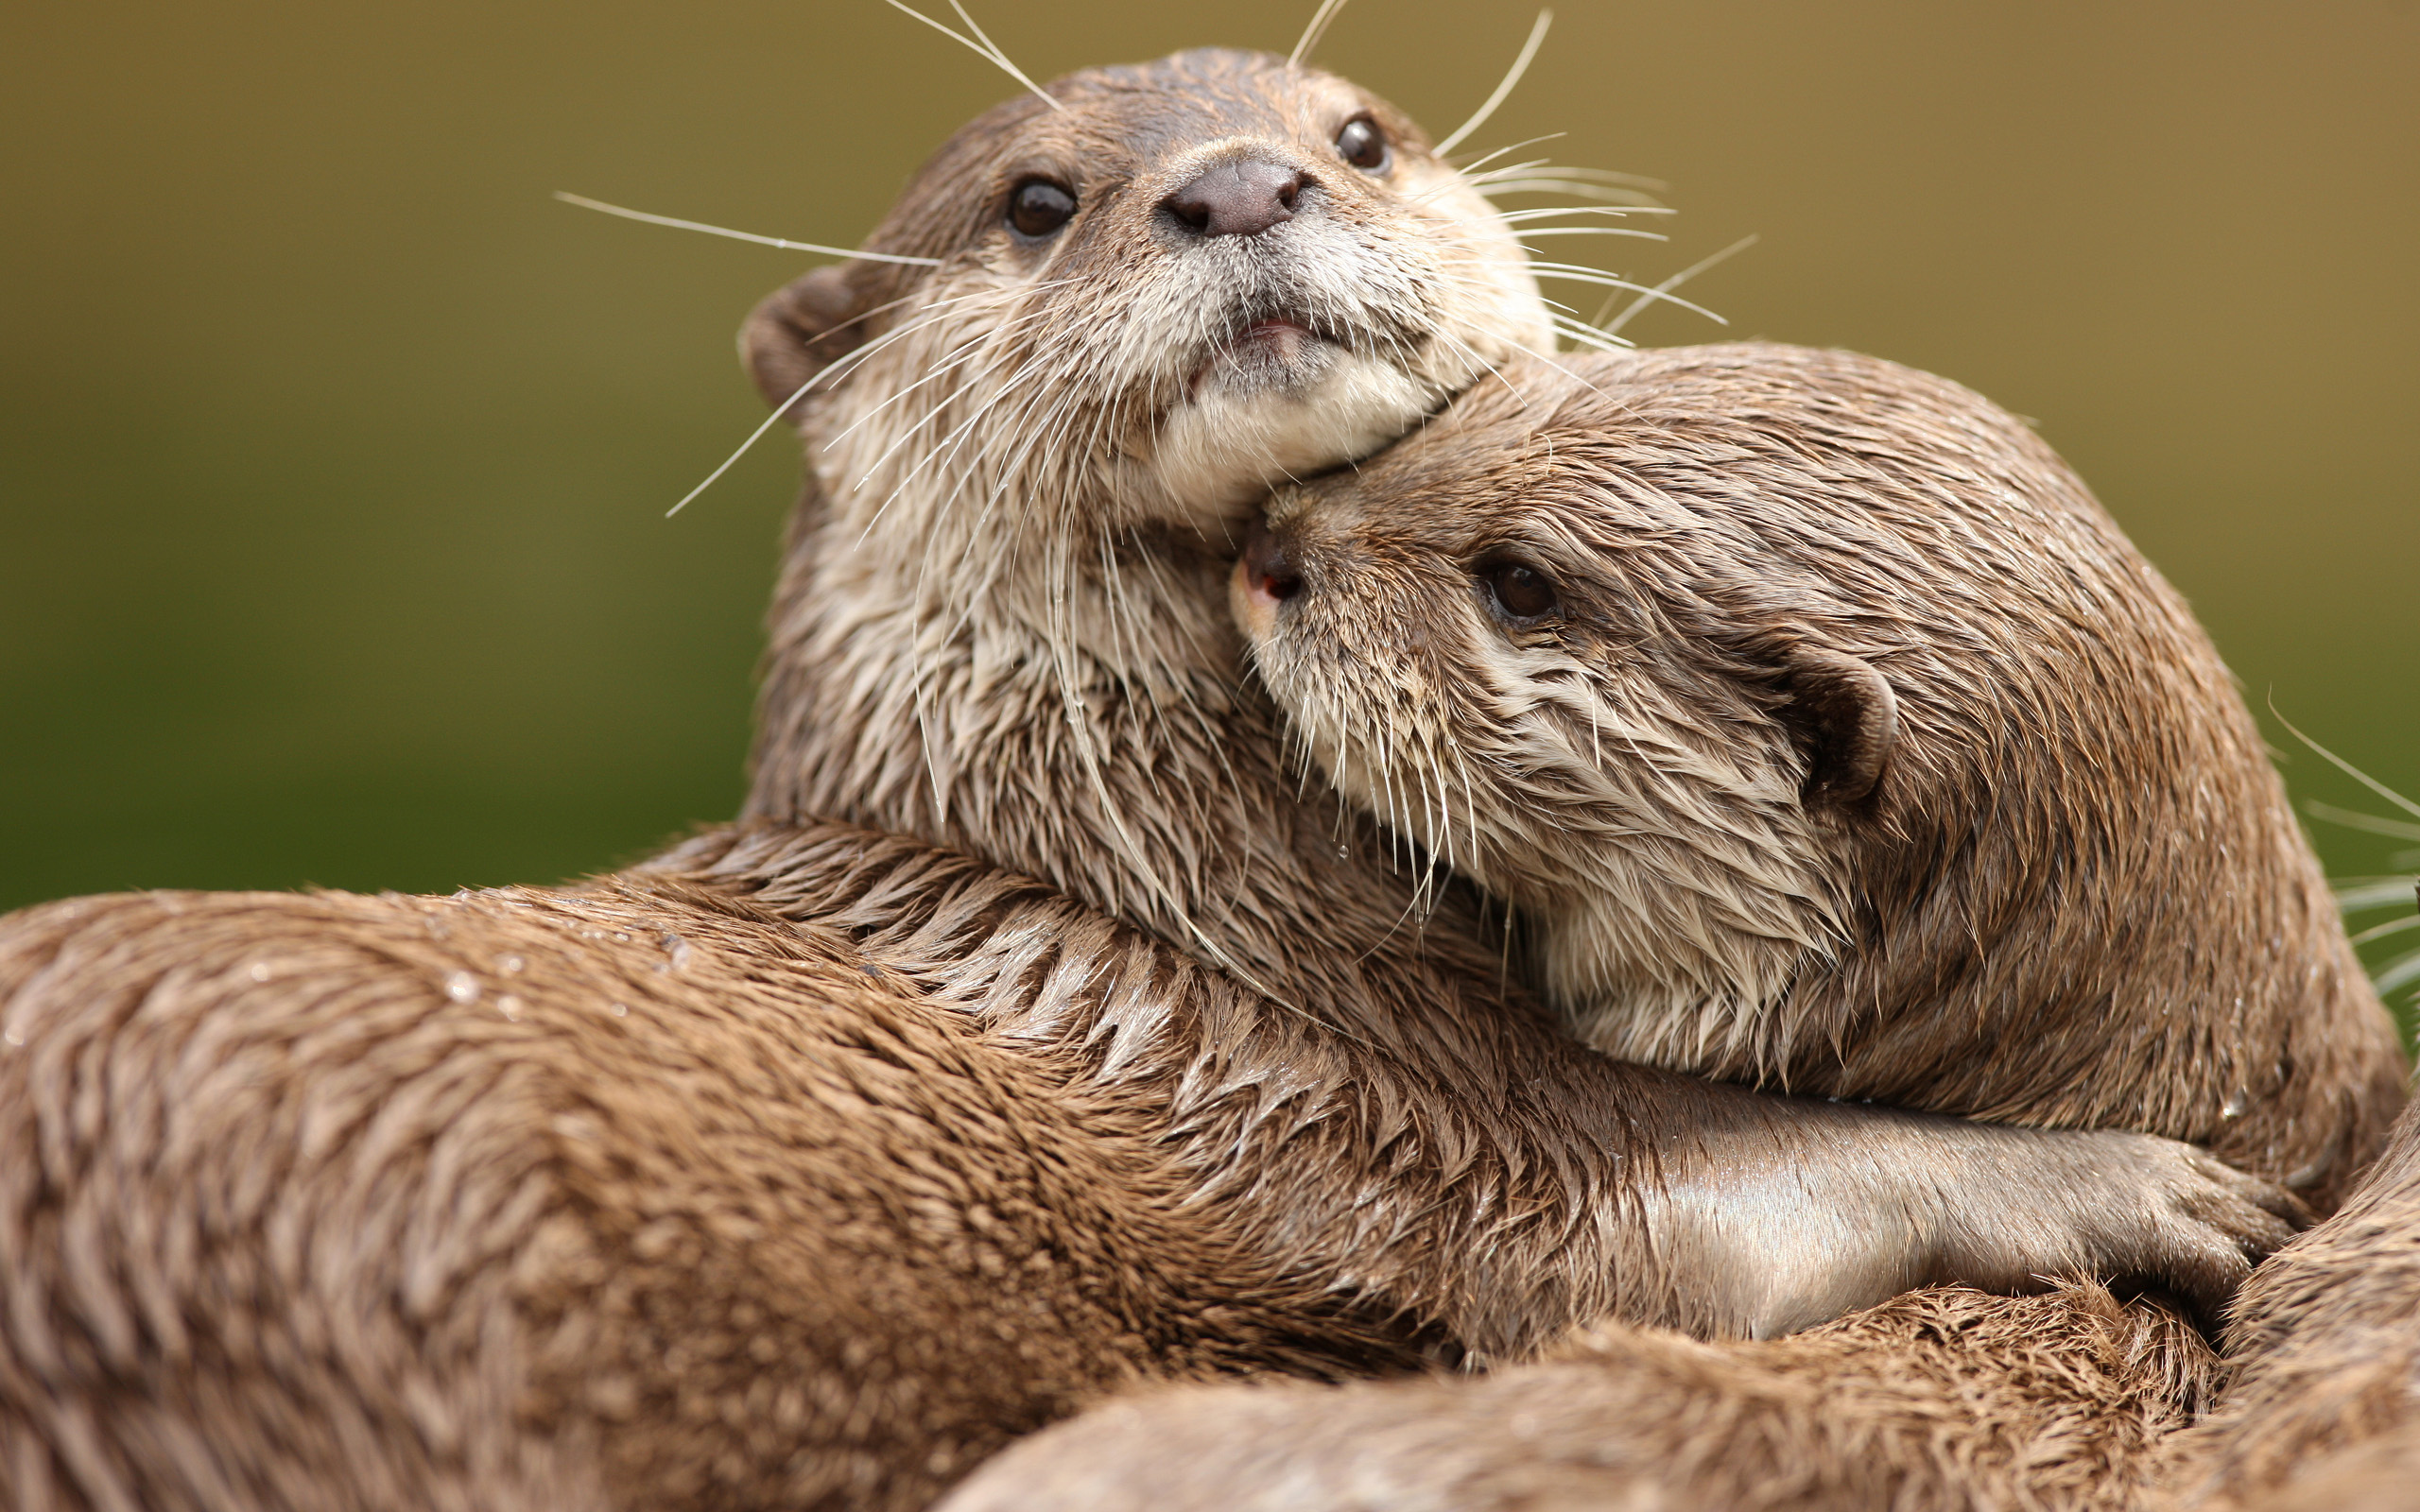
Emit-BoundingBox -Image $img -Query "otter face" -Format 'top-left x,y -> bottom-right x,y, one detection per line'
745,48 -> 1554,564
1233,355 -> 1888,1059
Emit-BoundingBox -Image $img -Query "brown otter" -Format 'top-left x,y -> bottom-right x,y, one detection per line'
0,49 -> 2310,1512
1232,342 -> 2402,1194
933,342 -> 2409,1511
725,47 -> 2297,1346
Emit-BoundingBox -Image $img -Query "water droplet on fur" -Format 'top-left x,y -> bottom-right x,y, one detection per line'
248,962 -> 271,983
609,1002 -> 629,1018
1,1027 -> 20,1049
498,994 -> 525,1022
499,954 -> 526,974
661,934 -> 692,971
2221,1091 -> 2249,1120
445,972 -> 479,1005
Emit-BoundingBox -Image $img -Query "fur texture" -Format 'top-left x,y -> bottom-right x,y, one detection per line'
0,879 -> 1419,1510
0,51 -> 2367,1511
941,1285 -> 2221,1512
1243,343 -> 2403,1203
2170,1091 -> 2420,1508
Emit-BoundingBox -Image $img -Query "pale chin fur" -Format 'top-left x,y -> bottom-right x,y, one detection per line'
1137,348 -> 1441,534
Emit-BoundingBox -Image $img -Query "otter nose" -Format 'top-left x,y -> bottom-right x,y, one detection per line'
1232,519 -> 1305,644
1241,519 -> 1302,603
1162,158 -> 1305,239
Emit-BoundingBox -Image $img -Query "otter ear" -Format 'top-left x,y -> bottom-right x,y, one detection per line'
1780,645 -> 1897,809
740,265 -> 883,419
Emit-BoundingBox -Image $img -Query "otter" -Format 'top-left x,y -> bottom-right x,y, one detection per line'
0,50 -> 2309,1512
936,341 -> 2409,1511
1232,343 -> 2402,1192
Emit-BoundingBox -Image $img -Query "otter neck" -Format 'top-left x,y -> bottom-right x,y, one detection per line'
744,475 -> 1482,1022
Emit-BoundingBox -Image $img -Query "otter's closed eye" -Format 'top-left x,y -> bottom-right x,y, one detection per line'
1008,179 -> 1078,238
1335,116 -> 1391,173
1477,557 -> 1560,624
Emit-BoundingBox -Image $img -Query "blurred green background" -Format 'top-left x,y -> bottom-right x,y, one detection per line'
3,1 -> 2414,998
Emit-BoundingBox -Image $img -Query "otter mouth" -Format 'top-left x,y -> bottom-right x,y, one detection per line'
1187,311 -> 1344,400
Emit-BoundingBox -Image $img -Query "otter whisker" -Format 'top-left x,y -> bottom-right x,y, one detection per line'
1546,317 -> 1634,356
856,342 -> 1053,498
1448,133 -> 1569,175
1496,207 -> 1661,224
1472,179 -> 1669,207
1599,233 -> 1758,336
877,0 -> 1065,114
825,294 -> 1069,455
2349,915 -> 2420,948
1529,263 -> 1729,326
2308,804 -> 2420,843
666,286 -> 1017,516
2273,707 -> 2420,822
1514,232 -> 1670,250
1433,9 -> 1554,157
2378,948 -> 2420,997
553,192 -> 944,266
1288,0 -> 1351,67
861,365 -> 1057,549
1401,159 -> 1552,209
1469,162 -> 1664,187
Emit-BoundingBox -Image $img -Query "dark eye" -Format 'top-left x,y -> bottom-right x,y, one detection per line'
1335,116 -> 1390,173
1478,558 -> 1559,623
1008,179 -> 1077,238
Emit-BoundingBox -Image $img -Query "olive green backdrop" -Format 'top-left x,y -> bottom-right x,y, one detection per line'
4,1 -> 2414,1000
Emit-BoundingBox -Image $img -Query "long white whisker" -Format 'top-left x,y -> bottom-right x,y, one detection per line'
669,384 -> 816,517
879,0 -> 1065,113
1473,180 -> 1670,206
1601,232 -> 1759,336
1289,0 -> 1351,66
822,297 -> 1067,453
1515,230 -> 1668,246
1448,133 -> 1568,173
1472,163 -> 1664,187
553,193 -> 942,266
1530,263 -> 1729,325
663,285 -> 992,516
1495,207 -> 1655,223
1434,9 -> 1554,157
2272,705 -> 2420,821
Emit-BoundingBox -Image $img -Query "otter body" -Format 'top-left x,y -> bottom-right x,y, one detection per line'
943,340 -> 2409,1512
0,51 -> 2325,1512
1238,343 -> 2403,1198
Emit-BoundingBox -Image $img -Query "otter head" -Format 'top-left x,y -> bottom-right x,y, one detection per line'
744,48 -> 1555,607
1232,354 -> 1880,1064
1236,343 -> 2402,1193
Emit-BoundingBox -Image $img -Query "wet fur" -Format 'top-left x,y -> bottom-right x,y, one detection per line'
938,343 -> 2412,1510
1246,342 -> 2404,1201
0,49 -> 2363,1512
942,1285 -> 2221,1512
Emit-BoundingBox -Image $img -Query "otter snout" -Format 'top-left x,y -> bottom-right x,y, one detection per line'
1162,156 -> 1307,239
1231,518 -> 1304,642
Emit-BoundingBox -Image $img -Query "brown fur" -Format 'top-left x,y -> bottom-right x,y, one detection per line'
1241,342 -> 2404,1202
0,878 -> 1422,1510
940,1286 -> 2221,1512
0,51 -> 2349,1511
728,48 -> 2303,1346
2169,1090 -> 2420,1508
937,343 -> 2411,1510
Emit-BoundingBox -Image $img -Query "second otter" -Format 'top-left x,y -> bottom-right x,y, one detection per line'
1237,342 -> 2402,1194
